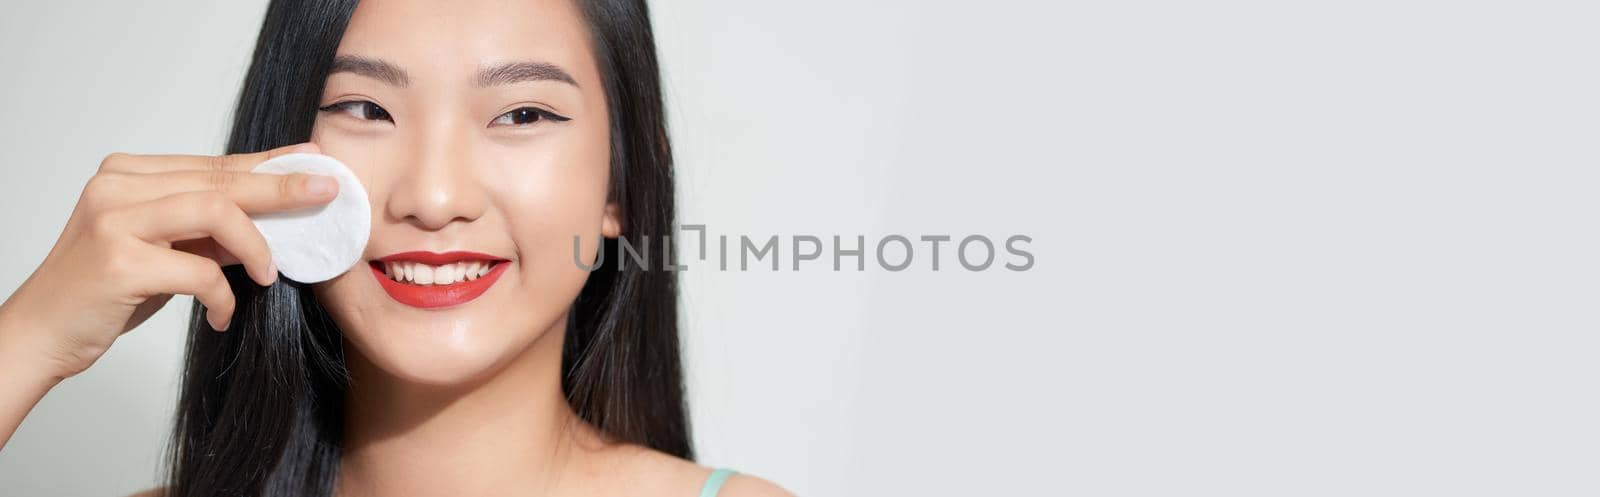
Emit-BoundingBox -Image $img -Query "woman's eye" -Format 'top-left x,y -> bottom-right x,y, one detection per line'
490,107 -> 571,127
317,100 -> 392,122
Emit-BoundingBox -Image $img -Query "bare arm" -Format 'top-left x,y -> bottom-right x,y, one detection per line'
0,308 -> 62,449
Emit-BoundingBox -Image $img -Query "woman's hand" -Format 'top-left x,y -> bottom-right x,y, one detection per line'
0,142 -> 339,384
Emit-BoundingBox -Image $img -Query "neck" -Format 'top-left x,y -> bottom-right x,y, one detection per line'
335,315 -> 600,497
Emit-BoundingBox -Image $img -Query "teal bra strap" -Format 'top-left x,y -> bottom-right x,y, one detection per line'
698,468 -> 738,497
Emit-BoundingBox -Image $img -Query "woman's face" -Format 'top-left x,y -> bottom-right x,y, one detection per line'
310,0 -> 618,385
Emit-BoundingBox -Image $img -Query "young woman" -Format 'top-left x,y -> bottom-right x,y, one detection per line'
0,1 -> 789,496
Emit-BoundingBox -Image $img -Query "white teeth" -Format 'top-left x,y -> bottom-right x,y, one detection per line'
383,260 -> 498,285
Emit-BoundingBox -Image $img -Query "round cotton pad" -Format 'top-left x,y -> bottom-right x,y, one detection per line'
249,153 -> 371,283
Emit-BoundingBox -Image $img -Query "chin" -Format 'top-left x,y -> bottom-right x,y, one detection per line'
312,267 -> 567,388
348,315 -> 530,386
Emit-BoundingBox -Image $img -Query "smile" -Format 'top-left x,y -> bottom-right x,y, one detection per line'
369,251 -> 510,309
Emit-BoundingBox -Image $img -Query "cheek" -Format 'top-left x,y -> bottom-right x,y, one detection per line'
307,122 -> 395,191
486,132 -> 612,279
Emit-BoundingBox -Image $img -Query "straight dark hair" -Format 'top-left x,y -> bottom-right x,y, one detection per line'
163,1 -> 687,496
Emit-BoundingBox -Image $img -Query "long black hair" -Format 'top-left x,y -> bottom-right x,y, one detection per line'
164,1 -> 687,495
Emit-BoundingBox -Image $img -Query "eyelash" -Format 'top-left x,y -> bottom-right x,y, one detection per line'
491,106 -> 572,126
317,100 -> 391,122
315,100 -> 572,127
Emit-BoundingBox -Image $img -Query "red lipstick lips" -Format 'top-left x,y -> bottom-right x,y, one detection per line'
370,251 -> 509,309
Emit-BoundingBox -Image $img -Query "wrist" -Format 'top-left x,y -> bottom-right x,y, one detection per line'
0,305 -> 67,389
0,303 -> 62,451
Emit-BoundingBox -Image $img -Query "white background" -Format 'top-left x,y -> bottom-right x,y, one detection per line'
2,1 -> 1597,495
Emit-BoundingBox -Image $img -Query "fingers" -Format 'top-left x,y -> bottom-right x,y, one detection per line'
87,142 -> 338,218
98,142 -> 319,175
118,191 -> 278,287
127,246 -> 237,331
109,169 -> 338,214
172,239 -> 241,267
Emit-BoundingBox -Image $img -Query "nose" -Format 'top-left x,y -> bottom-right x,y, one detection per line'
384,126 -> 488,231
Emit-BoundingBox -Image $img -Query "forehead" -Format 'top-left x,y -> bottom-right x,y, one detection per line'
333,0 -> 597,87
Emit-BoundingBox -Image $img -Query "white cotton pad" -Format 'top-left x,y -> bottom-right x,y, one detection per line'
249,152 -> 371,283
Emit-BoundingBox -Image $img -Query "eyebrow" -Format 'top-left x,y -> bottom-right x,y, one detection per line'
329,55 -> 410,87
477,61 -> 578,88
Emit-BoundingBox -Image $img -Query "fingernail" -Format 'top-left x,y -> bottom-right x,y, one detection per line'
264,261 -> 279,286
304,175 -> 338,199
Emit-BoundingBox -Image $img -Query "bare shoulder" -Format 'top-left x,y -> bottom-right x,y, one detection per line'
125,487 -> 165,497
717,473 -> 795,497
604,444 -> 793,497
